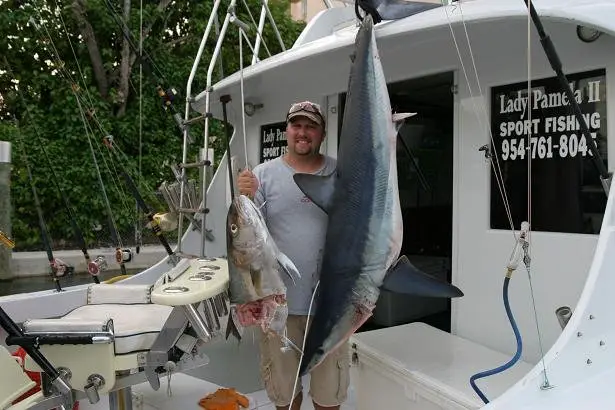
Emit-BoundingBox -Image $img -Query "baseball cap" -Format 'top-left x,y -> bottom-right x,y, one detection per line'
286,101 -> 325,128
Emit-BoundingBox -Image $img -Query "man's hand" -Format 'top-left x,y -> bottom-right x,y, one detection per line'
237,168 -> 258,199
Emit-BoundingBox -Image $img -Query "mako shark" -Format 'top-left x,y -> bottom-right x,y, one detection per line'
293,12 -> 463,376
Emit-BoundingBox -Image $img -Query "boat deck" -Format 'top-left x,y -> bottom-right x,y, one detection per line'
80,373 -> 357,410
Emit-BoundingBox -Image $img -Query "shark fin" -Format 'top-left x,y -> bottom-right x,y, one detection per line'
392,112 -> 417,132
293,172 -> 336,213
277,251 -> 301,285
382,255 -> 464,298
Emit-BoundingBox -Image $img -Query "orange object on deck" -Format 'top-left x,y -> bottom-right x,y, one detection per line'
198,387 -> 250,410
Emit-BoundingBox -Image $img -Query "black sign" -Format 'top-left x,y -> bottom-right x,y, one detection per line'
260,121 -> 288,163
490,69 -> 607,234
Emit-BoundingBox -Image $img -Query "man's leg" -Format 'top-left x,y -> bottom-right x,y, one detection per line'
259,315 -> 308,410
308,340 -> 351,410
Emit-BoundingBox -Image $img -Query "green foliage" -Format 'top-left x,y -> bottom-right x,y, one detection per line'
0,0 -> 305,250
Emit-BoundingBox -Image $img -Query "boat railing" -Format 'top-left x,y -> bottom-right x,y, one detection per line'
175,0 -> 327,257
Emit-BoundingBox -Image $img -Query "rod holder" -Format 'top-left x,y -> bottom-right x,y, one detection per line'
182,304 -> 212,342
556,306 -> 572,330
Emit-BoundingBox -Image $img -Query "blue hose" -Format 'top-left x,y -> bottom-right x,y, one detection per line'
469,276 -> 523,404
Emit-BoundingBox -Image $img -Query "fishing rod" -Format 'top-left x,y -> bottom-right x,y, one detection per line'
0,306 -> 64,383
221,94 -> 235,200
37,141 -> 101,283
103,136 -> 180,266
522,0 -> 611,195
77,108 -> 131,277
12,105 -> 102,284
20,140 -> 64,292
3,58 -> 104,283
26,9 -> 165,270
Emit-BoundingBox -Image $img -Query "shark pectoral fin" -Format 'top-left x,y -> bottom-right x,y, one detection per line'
277,251 -> 301,284
292,173 -> 336,214
382,255 -> 464,298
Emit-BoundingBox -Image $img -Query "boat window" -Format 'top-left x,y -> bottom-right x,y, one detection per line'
339,71 -> 456,334
489,69 -> 607,234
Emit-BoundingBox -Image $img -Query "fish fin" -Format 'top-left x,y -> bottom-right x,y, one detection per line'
225,306 -> 243,342
392,112 -> 417,132
277,251 -> 301,284
292,172 -> 336,214
382,255 -> 464,298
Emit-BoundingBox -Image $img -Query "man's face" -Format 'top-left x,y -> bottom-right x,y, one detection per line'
286,117 -> 325,156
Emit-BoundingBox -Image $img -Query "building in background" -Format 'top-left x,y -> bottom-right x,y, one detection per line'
289,0 -> 346,22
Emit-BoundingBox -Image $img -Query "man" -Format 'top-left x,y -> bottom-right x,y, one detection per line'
237,101 -> 350,410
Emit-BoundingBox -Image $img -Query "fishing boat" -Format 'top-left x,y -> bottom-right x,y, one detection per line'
1,0 -> 615,408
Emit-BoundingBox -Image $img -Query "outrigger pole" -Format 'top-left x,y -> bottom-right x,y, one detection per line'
522,0 -> 612,195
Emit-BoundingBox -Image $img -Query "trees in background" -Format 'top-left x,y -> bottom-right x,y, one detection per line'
0,0 -> 305,250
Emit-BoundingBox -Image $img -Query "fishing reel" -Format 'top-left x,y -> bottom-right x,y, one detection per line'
157,85 -> 178,111
115,248 -> 133,264
88,256 -> 108,276
51,258 -> 73,278
102,135 -> 115,149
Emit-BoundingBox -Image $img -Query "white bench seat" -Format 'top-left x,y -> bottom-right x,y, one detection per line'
24,304 -> 174,355
350,322 -> 533,410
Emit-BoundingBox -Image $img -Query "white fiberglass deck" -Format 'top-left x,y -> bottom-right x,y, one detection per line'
79,373 -> 357,410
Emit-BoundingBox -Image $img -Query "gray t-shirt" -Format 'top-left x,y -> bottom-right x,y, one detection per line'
252,155 -> 336,315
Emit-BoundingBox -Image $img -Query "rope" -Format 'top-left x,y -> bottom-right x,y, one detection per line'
289,280 -> 320,409
524,0 -> 550,388
239,27 -> 249,169
442,1 -> 516,236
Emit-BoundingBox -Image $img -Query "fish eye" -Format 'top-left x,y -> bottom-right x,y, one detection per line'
230,223 -> 239,236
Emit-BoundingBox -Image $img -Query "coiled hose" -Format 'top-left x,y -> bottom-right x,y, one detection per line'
469,275 -> 523,404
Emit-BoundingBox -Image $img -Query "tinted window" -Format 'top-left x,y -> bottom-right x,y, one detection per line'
490,69 -> 607,234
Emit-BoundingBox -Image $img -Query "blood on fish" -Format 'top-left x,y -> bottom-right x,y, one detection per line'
234,294 -> 287,333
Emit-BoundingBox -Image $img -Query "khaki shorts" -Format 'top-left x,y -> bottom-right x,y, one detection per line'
259,315 -> 351,407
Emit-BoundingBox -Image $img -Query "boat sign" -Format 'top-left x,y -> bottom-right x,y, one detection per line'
489,68 -> 607,233
260,121 -> 288,163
